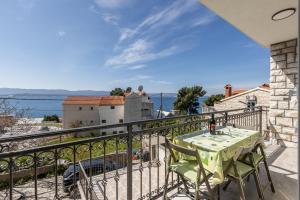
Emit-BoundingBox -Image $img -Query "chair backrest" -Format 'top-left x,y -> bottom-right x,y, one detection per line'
165,139 -> 212,191
165,139 -> 198,162
224,141 -> 256,177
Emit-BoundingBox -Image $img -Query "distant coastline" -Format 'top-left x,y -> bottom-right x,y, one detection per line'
0,88 -> 207,118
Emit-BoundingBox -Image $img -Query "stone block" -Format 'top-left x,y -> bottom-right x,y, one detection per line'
282,127 -> 296,135
290,96 -> 298,109
287,63 -> 298,68
269,116 -> 276,124
276,117 -> 293,127
271,49 -> 281,56
275,75 -> 286,82
286,39 -> 297,47
270,125 -> 281,133
287,53 -> 295,63
272,54 -> 286,62
270,96 -> 285,101
278,133 -> 292,141
270,69 -> 282,76
270,76 -> 276,83
283,68 -> 297,75
278,101 -> 289,109
285,110 -> 298,118
286,81 -> 295,89
292,136 -> 298,143
275,89 -> 290,96
270,109 -> 284,117
270,82 -> 286,88
270,62 -> 277,70
271,42 -> 286,50
282,47 -> 296,53
270,101 -> 278,109
276,61 -> 286,69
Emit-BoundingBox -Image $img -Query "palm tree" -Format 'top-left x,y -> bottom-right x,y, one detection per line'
173,86 -> 206,114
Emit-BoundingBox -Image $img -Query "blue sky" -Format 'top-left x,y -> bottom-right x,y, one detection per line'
0,0 -> 269,94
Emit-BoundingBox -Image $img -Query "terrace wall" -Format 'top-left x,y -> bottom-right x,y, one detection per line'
269,39 -> 298,144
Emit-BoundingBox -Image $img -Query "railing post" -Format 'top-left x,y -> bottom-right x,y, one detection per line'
127,124 -> 133,200
259,106 -> 263,134
224,112 -> 228,126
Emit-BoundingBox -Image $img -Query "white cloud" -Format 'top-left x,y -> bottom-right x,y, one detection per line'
192,14 -> 216,27
113,75 -> 152,83
57,31 -> 66,37
94,0 -> 126,8
105,39 -> 178,67
101,13 -> 119,25
128,64 -> 147,70
106,0 -> 216,69
119,0 -> 197,42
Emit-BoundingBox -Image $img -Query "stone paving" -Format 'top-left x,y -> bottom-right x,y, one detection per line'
90,143 -> 297,200
92,161 -> 176,200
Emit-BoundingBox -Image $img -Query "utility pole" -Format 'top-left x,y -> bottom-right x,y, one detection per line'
160,92 -> 163,118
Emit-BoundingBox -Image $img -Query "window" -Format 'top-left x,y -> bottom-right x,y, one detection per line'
102,120 -> 106,123
110,105 -> 115,109
79,121 -> 83,125
119,119 -> 123,123
79,107 -> 82,110
102,132 -> 106,136
90,107 -> 94,110
90,120 -> 94,124
113,131 -> 117,134
119,131 -> 124,133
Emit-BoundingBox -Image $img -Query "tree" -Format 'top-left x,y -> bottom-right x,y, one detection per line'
43,114 -> 60,123
173,86 -> 206,114
204,94 -> 225,106
110,88 -> 124,96
125,87 -> 132,93
0,99 -> 32,152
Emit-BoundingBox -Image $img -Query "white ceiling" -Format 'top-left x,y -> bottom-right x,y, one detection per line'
199,0 -> 298,47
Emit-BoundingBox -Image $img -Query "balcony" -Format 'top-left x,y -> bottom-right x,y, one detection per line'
0,107 -> 297,200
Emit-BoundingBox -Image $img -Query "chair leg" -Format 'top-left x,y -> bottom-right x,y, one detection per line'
238,180 -> 246,200
263,160 -> 275,193
246,175 -> 251,182
195,182 -> 199,200
223,180 -> 231,191
253,171 -> 264,200
163,170 -> 170,199
179,175 -> 190,194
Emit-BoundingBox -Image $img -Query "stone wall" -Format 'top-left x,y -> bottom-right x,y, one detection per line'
214,89 -> 270,111
269,39 -> 298,143
214,89 -> 270,132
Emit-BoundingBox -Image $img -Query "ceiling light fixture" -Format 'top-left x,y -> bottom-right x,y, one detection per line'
272,8 -> 296,21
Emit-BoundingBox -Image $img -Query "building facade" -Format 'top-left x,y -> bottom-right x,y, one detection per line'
214,84 -> 270,111
63,92 -> 153,135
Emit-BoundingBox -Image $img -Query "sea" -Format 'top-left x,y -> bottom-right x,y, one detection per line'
0,94 -> 207,118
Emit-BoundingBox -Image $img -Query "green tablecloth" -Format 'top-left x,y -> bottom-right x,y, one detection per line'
174,126 -> 260,184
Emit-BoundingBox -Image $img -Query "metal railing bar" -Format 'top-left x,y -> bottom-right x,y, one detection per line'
0,107 -> 262,143
0,133 -> 128,159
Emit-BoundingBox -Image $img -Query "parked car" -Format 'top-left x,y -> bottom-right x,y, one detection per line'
63,158 -> 120,188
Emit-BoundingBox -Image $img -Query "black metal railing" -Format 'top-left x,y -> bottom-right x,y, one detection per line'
0,107 -> 266,200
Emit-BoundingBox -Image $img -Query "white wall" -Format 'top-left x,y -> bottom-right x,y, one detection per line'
63,104 -> 100,129
98,105 -> 125,134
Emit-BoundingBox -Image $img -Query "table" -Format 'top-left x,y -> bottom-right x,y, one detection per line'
174,126 -> 260,184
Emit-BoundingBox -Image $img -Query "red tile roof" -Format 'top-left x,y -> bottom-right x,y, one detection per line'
232,89 -> 247,95
63,96 -> 125,106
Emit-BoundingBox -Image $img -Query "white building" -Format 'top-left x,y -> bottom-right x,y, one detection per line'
62,92 -> 153,135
